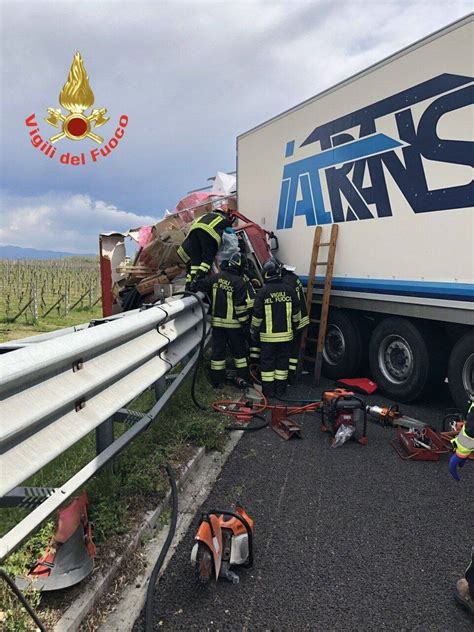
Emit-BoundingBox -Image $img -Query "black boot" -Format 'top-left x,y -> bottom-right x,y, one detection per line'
262,382 -> 275,399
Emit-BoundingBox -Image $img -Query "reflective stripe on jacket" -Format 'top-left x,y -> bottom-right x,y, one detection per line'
452,404 -> 474,458
452,425 -> 474,458
282,270 -> 309,330
188,212 -> 231,245
243,273 -> 256,310
199,271 -> 248,329
251,279 -> 301,343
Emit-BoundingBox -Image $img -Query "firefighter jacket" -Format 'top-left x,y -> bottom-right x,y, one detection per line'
282,270 -> 309,330
199,270 -> 249,329
243,273 -> 257,310
250,279 -> 301,343
452,404 -> 474,458
188,211 -> 233,247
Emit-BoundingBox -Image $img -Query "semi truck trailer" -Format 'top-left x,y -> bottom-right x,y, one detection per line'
236,14 -> 473,411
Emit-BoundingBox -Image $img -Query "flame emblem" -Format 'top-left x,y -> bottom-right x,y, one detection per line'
45,52 -> 109,144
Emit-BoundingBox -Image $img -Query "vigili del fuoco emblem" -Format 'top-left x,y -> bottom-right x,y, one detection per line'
45,52 -> 109,144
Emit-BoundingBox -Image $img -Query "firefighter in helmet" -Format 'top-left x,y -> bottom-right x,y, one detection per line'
250,259 -> 301,397
177,206 -> 235,289
449,403 -> 474,618
198,252 -> 250,387
281,264 -> 309,383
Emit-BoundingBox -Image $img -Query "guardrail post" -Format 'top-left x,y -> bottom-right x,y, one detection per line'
96,418 -> 114,472
154,376 -> 167,401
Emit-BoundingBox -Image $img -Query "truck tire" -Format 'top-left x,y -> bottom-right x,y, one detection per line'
322,310 -> 364,379
368,317 -> 441,402
448,332 -> 474,413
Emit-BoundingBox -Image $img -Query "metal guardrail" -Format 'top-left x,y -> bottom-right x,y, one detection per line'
0,295 -> 208,561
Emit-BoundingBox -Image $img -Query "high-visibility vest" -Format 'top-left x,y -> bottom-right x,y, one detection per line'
452,402 -> 474,458
282,270 -> 309,330
200,271 -> 249,329
188,212 -> 231,245
251,280 -> 301,343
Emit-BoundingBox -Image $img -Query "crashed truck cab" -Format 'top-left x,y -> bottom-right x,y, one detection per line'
99,196 -> 276,317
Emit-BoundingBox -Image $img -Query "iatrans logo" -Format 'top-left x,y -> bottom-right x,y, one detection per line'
25,52 -> 129,165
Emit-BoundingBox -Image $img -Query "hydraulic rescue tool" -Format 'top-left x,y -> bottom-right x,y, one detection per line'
366,404 -> 450,460
191,506 -> 254,585
320,389 -> 368,446
390,425 -> 448,460
366,404 -> 428,431
270,406 -> 303,440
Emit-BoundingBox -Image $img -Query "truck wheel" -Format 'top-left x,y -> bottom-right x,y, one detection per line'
322,310 -> 363,379
369,317 -> 439,402
448,332 -> 474,413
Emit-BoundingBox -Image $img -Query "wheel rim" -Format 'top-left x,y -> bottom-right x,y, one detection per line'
462,353 -> 474,398
378,335 -> 414,384
323,325 -> 346,366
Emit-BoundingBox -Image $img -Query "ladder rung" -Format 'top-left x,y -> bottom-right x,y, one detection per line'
303,355 -> 316,362
319,242 -> 330,246
306,337 -> 317,344
316,261 -> 328,266
310,319 -> 320,324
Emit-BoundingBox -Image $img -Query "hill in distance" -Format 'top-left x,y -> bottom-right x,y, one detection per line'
0,244 -> 97,260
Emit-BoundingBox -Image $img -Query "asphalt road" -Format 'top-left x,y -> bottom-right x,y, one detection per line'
134,377 -> 473,631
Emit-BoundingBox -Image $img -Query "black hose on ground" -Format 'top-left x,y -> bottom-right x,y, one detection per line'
144,464 -> 178,632
0,568 -> 46,632
173,291 -> 267,429
172,290 -> 208,411
226,414 -> 269,432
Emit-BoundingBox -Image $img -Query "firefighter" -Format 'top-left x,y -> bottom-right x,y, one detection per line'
242,259 -> 261,367
250,259 -> 301,397
177,207 -> 234,288
198,252 -> 250,387
449,404 -> 474,617
281,264 -> 309,384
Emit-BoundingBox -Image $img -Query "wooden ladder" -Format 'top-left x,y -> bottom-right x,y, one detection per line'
300,224 -> 339,384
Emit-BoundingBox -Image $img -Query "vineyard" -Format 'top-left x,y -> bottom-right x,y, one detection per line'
0,258 -> 102,323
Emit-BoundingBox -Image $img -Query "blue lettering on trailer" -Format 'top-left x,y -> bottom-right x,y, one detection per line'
276,73 -> 473,230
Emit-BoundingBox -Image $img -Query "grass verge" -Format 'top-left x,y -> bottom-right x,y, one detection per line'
0,306 -> 103,343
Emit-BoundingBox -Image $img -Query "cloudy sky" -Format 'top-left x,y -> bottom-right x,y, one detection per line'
0,0 -> 471,253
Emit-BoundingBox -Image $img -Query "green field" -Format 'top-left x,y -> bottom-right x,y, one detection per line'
0,257 -> 101,329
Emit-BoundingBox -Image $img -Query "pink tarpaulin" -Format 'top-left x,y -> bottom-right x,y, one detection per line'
138,226 -> 153,248
173,192 -> 215,223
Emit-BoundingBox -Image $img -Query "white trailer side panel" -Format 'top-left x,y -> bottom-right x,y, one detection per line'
237,17 -> 474,318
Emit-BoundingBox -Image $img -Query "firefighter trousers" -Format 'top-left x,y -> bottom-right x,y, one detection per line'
177,230 -> 218,283
260,340 -> 291,398
210,327 -> 249,386
288,329 -> 303,384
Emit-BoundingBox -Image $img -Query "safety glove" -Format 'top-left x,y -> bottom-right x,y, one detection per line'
449,453 -> 467,481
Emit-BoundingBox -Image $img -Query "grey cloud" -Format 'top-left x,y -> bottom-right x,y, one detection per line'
0,1 -> 471,251
0,190 -> 156,253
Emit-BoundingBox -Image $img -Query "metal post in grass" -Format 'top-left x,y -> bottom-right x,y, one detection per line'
32,284 -> 38,322
154,376 -> 167,401
96,418 -> 114,473
64,286 -> 69,316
